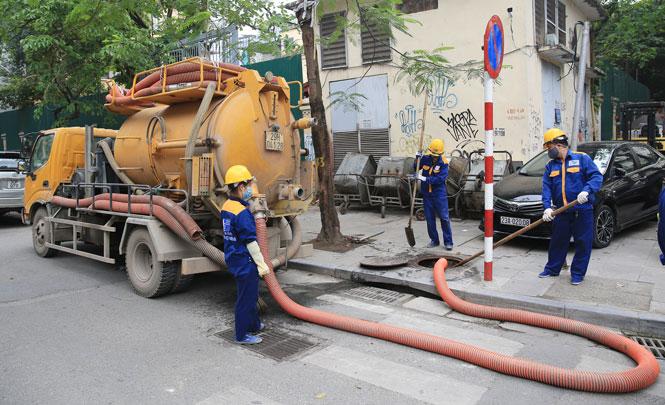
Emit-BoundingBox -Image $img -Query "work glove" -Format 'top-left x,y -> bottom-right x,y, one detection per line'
246,241 -> 271,278
415,151 -> 423,159
416,170 -> 426,182
577,191 -> 589,204
542,208 -> 554,222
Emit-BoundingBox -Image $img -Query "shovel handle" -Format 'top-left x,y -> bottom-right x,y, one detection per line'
408,92 -> 429,228
455,200 -> 579,268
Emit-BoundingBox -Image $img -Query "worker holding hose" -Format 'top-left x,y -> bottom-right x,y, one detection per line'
414,139 -> 454,250
221,165 -> 270,344
539,129 -> 603,285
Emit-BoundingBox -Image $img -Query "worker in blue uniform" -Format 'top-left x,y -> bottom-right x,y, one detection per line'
658,186 -> 665,266
539,128 -> 603,285
414,139 -> 454,250
221,165 -> 270,344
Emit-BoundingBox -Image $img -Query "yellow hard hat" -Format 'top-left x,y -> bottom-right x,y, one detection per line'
543,128 -> 568,146
427,139 -> 445,155
224,165 -> 254,186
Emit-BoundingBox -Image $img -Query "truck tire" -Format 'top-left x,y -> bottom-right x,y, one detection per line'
170,266 -> 193,294
126,228 -> 176,298
32,207 -> 55,258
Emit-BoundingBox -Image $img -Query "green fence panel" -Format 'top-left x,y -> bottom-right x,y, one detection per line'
599,64 -> 651,140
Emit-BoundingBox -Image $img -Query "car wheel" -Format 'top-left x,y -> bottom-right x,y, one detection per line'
593,205 -> 615,249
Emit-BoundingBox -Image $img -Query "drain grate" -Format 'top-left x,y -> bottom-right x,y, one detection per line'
214,327 -> 318,361
342,286 -> 411,304
631,336 -> 665,360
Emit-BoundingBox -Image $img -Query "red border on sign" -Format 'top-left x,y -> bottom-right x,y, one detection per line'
483,15 -> 504,79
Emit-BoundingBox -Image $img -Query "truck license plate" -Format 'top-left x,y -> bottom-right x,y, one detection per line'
265,130 -> 284,151
7,180 -> 21,189
500,216 -> 530,227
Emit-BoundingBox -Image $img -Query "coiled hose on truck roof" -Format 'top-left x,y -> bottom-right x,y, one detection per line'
49,195 -> 660,392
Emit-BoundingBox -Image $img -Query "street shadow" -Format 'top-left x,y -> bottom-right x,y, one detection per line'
0,212 -> 25,228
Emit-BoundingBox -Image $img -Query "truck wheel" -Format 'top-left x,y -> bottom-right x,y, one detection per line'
170,265 -> 193,294
126,228 -> 176,298
32,207 -> 55,258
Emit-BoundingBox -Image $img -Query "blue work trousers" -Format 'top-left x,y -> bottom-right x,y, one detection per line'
233,264 -> 261,340
544,210 -> 594,281
659,189 -> 665,265
423,193 -> 453,247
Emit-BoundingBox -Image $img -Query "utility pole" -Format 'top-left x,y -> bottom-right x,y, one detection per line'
571,21 -> 590,150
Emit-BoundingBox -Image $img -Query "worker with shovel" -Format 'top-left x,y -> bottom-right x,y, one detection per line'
414,139 -> 454,250
539,129 -> 603,285
221,165 -> 271,344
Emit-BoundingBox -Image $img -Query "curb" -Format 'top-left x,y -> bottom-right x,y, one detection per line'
287,259 -> 665,339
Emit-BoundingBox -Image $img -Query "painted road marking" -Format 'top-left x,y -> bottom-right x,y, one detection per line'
196,385 -> 283,405
303,345 -> 486,405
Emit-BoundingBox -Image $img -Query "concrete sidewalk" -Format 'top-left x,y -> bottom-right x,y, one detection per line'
288,206 -> 665,338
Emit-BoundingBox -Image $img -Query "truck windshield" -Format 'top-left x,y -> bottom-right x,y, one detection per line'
31,134 -> 54,171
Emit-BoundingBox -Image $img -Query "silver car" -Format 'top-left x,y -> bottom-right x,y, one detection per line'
0,151 -> 25,216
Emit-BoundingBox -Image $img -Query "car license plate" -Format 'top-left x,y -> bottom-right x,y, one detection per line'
265,130 -> 284,151
500,216 -> 530,227
7,180 -> 21,189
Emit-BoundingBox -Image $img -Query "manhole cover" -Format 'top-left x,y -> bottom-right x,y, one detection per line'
360,256 -> 410,269
343,286 -> 411,304
630,336 -> 665,360
214,327 -> 319,361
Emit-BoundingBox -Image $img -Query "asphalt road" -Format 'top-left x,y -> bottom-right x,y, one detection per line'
1,212 -> 664,404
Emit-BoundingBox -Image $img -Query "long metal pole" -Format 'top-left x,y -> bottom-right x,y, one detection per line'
483,74 -> 494,281
571,21 -> 590,150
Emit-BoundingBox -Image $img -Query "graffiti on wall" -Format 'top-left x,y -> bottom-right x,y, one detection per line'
521,106 -> 543,157
395,104 -> 423,137
506,106 -> 526,121
396,134 -> 433,155
439,109 -> 479,142
428,77 -> 458,114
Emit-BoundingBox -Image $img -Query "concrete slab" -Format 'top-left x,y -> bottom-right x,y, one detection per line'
402,296 -> 452,316
543,277 -> 652,311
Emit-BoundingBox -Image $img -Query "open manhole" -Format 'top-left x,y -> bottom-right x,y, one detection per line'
214,327 -> 319,361
413,255 -> 463,269
630,336 -> 665,360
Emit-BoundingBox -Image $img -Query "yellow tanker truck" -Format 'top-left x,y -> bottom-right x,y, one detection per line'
23,58 -> 314,297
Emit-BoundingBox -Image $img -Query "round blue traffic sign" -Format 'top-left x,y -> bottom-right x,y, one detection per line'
484,15 -> 504,79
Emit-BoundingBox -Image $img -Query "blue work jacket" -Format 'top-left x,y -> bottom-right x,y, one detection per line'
221,196 -> 257,276
415,154 -> 449,197
542,150 -> 603,211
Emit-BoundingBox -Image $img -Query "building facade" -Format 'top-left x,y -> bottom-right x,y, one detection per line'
308,0 -> 605,167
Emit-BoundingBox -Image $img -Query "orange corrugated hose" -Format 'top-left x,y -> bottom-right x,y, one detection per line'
255,218 -> 660,393
47,195 -> 661,392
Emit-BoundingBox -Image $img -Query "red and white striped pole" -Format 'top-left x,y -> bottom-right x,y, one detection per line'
483,74 -> 494,282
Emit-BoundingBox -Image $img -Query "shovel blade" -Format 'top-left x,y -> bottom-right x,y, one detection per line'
405,226 -> 416,247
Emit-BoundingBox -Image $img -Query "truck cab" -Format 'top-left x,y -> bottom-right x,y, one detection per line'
23,127 -> 118,224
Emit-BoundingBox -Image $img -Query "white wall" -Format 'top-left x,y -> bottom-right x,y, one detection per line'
312,0 -> 600,162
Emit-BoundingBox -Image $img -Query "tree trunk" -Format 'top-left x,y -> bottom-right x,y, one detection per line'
298,14 -> 344,244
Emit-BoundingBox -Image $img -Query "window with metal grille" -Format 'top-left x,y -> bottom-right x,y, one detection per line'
320,12 -> 347,69
361,16 -> 391,64
398,0 -> 438,14
535,0 -> 566,47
